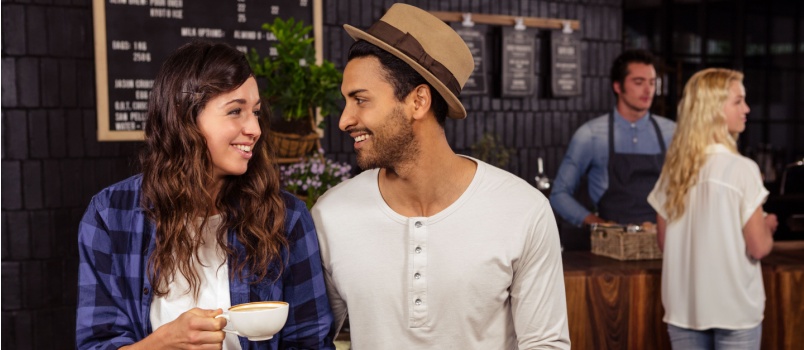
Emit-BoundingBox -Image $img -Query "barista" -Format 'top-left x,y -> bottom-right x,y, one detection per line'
550,50 -> 676,227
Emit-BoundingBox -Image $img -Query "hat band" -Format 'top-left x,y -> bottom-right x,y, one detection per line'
366,20 -> 462,98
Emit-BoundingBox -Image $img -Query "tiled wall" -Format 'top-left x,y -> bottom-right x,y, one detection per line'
2,1 -> 143,348
1,0 -> 621,348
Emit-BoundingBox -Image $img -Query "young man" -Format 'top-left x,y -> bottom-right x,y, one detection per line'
550,50 -> 676,229
311,4 -> 570,349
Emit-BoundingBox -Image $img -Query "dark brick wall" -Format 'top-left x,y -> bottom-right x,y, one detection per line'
2,1 -> 142,349
1,0 -> 620,348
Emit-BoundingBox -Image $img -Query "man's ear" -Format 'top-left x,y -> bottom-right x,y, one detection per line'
612,81 -> 622,96
411,84 -> 432,120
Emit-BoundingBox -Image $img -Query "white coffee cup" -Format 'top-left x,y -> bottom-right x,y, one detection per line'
215,301 -> 289,341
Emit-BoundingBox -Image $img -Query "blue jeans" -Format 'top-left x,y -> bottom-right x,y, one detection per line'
667,323 -> 762,350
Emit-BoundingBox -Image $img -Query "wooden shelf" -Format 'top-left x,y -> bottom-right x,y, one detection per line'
429,11 -> 580,31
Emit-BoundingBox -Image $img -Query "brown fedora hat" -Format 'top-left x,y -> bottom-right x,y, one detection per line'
343,3 -> 474,119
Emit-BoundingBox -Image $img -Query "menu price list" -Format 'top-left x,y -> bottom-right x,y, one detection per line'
453,24 -> 490,96
100,0 -> 312,132
500,27 -> 537,97
550,30 -> 582,97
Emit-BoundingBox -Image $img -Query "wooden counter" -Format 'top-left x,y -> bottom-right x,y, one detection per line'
562,241 -> 804,349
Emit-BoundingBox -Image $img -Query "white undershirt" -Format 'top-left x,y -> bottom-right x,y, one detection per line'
149,215 -> 241,349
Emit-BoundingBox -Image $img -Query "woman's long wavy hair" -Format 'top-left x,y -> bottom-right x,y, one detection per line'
659,68 -> 743,221
140,41 -> 287,299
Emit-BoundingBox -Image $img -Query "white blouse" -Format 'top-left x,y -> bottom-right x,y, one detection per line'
149,215 -> 241,349
648,143 -> 769,330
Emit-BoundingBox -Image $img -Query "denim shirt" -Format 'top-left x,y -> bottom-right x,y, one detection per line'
549,109 -> 676,226
76,175 -> 335,350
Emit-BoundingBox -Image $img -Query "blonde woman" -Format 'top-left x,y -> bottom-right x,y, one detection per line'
648,68 -> 778,349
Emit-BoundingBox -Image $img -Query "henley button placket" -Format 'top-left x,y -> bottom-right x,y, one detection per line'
409,218 -> 428,328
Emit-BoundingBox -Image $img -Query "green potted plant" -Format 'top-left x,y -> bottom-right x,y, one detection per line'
470,132 -> 514,168
248,17 -> 343,158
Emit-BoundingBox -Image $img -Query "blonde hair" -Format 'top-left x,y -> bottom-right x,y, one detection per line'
660,68 -> 743,221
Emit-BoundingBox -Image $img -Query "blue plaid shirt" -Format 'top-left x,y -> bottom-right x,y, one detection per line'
76,175 -> 335,350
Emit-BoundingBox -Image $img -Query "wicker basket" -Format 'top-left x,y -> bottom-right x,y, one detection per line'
269,130 -> 319,158
590,224 -> 662,261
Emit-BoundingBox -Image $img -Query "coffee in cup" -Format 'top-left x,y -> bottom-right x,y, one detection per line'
215,301 -> 289,341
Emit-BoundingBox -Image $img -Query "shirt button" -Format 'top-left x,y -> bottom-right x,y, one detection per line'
415,221 -> 423,228
143,288 -> 150,295
414,273 -> 421,279
633,137 -> 638,143
415,299 -> 422,306
415,246 -> 422,254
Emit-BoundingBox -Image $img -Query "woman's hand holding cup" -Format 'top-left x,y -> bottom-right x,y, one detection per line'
120,308 -> 227,350
162,308 -> 227,348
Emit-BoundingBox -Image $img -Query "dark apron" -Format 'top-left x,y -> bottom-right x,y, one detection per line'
597,113 -> 666,225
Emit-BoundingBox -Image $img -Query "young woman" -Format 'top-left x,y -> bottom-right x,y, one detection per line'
648,68 -> 778,349
76,41 -> 334,350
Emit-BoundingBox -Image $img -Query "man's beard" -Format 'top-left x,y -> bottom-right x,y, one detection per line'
355,105 -> 418,170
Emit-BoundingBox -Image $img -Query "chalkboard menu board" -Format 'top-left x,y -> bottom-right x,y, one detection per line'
452,24 -> 490,96
500,27 -> 537,97
92,0 -> 320,141
550,30 -> 582,97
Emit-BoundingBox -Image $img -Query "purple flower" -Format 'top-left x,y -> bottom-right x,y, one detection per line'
278,149 -> 352,201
